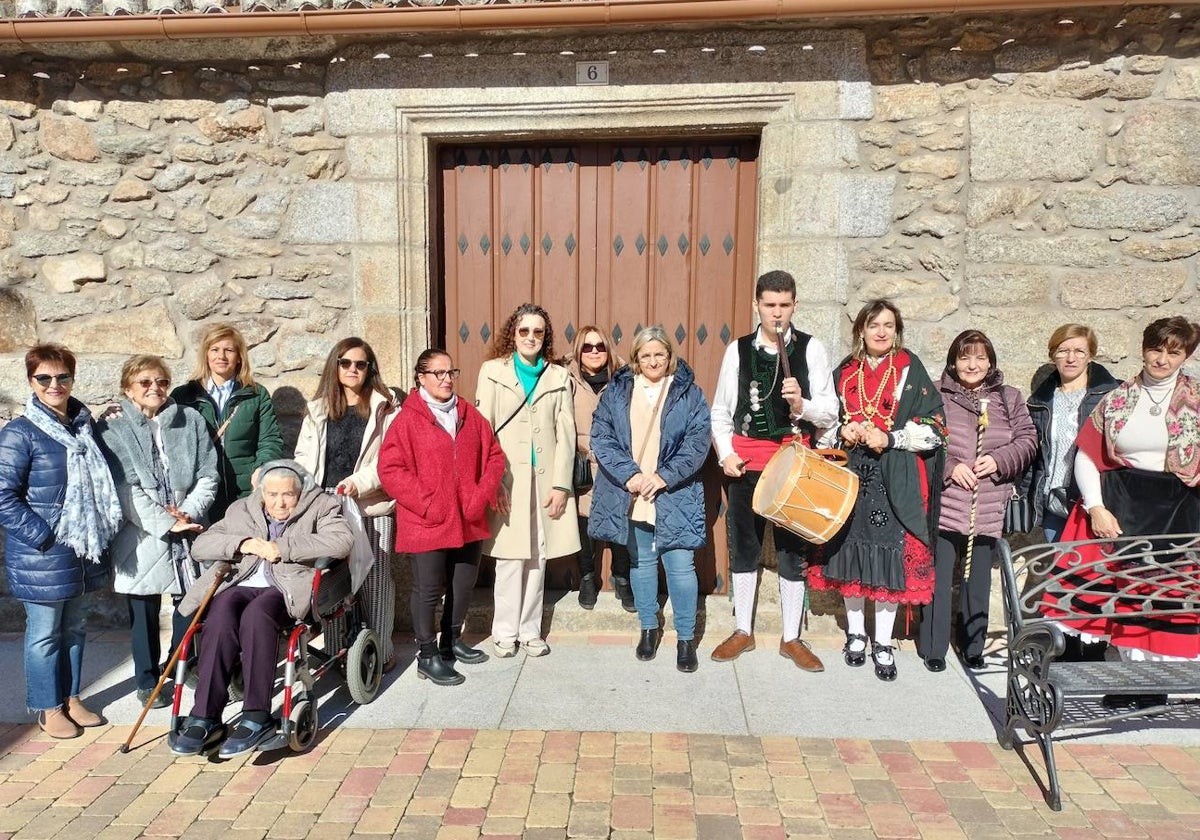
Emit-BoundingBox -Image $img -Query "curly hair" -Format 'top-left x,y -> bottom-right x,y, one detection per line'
485,303 -> 556,362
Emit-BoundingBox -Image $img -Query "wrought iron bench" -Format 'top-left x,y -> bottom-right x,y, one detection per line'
998,533 -> 1200,810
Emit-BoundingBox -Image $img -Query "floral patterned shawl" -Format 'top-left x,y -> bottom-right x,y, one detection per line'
1075,370 -> 1200,488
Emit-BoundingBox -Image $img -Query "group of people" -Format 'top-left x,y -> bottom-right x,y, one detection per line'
1,270 -> 1197,750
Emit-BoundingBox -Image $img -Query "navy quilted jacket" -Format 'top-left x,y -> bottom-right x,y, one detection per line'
0,398 -> 111,603
588,359 -> 711,551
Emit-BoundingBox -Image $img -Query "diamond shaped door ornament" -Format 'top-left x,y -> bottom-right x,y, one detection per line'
699,234 -> 711,256
635,322 -> 644,336
501,233 -> 513,255
541,148 -> 554,172
613,148 -> 625,170
697,324 -> 708,345
675,324 -> 686,345
454,149 -> 468,172
457,233 -> 469,255
479,234 -> 491,255
481,322 -> 491,343
542,233 -> 553,255
565,322 -> 576,343
656,235 -> 669,257
720,324 -> 731,345
520,149 -> 533,170
458,321 -> 470,344
658,148 -> 672,170
635,233 -> 647,255
520,233 -> 531,254
612,324 -> 623,344
565,233 -> 577,256
727,148 -> 738,169
499,148 -> 512,171
478,149 -> 491,168
565,148 -> 577,172
701,147 -> 713,169
723,233 -> 735,255
613,235 -> 624,256
637,147 -> 649,170
677,233 -> 689,255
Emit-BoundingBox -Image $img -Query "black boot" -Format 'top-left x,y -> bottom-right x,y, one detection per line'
677,640 -> 698,673
636,629 -> 658,661
440,627 -> 489,665
612,577 -> 636,613
417,643 -> 465,686
578,573 -> 598,610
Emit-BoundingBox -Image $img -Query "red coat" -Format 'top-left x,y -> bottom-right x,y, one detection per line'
378,390 -> 505,554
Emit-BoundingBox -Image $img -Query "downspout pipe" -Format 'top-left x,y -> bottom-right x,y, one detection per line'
0,0 -> 1168,45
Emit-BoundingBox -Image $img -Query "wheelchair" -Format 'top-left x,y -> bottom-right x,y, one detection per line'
166,555 -> 384,754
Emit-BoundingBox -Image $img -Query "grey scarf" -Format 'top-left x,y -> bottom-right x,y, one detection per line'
23,395 -> 121,563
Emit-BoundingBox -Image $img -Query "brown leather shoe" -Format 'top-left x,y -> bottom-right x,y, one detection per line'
38,707 -> 82,740
65,696 -> 104,728
710,630 -> 755,662
779,638 -> 825,673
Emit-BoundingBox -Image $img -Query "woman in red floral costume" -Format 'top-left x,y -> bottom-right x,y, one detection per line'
810,300 -> 947,682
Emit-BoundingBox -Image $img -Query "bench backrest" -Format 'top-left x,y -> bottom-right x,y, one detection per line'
999,533 -> 1200,643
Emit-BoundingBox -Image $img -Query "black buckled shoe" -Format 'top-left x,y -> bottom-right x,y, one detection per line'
169,716 -> 226,756
843,633 -> 868,667
440,627 -> 489,665
677,640 -> 698,673
636,629 -> 658,661
218,717 -> 278,758
872,642 -> 898,682
578,574 -> 598,610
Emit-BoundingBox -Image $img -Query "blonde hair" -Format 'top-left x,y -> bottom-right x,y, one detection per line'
629,326 -> 678,377
121,355 -> 171,391
191,323 -> 254,388
1047,324 -> 1097,359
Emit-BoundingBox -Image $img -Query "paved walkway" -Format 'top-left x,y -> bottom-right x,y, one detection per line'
3,624 -> 1200,839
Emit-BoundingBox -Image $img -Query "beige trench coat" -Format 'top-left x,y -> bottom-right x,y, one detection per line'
476,356 -> 580,560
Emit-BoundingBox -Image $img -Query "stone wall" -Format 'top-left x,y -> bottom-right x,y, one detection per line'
0,6 -> 1198,629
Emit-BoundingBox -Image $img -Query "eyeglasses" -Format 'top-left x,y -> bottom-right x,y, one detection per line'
32,374 -> 74,388
1053,348 -> 1089,359
420,369 -> 461,381
581,342 -> 607,354
134,378 -> 170,390
338,358 -> 369,371
517,327 -> 546,339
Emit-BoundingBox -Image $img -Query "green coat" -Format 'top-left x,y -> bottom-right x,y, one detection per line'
170,380 -> 284,520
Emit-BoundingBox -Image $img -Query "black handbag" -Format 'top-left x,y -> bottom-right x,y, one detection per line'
1003,485 -> 1035,535
573,451 -> 593,493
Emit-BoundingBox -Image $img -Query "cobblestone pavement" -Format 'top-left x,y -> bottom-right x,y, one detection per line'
2,721 -> 1199,840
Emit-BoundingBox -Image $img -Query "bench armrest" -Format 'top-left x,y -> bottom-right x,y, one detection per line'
1006,622 -> 1067,738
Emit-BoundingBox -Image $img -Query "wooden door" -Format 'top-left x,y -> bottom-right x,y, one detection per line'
437,138 -> 759,595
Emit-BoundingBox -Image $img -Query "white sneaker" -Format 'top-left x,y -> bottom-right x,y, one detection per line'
523,639 -> 550,657
493,640 -> 517,658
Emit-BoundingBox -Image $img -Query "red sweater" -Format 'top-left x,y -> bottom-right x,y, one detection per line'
377,390 -> 505,554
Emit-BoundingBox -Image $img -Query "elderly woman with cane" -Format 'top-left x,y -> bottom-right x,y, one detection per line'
921,330 -> 1036,673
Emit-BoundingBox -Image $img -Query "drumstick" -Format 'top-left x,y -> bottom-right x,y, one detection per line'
775,320 -> 792,380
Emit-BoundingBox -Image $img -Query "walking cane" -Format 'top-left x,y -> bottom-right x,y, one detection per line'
120,564 -> 229,754
963,399 -> 989,582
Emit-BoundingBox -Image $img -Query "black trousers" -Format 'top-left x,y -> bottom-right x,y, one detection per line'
410,542 -> 482,646
127,594 -> 163,691
919,532 -> 995,660
725,471 -> 809,581
192,586 -> 289,719
576,515 -> 631,580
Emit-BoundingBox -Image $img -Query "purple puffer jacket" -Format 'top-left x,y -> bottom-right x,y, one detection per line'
938,372 -> 1038,539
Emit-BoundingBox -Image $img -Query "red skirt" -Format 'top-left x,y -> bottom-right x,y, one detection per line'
808,532 -> 935,605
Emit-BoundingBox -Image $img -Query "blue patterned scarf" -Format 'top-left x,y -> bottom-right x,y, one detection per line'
24,395 -> 122,563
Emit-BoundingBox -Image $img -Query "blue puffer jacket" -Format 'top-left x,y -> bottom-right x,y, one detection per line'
588,359 -> 711,551
0,397 -> 111,602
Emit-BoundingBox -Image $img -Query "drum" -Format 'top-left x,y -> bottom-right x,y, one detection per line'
751,441 -> 859,545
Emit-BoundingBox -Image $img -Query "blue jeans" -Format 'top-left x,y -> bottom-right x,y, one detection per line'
1043,512 -> 1068,544
23,595 -> 88,712
627,522 -> 697,641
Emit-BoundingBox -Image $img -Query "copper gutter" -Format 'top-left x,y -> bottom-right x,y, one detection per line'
0,0 -> 1171,44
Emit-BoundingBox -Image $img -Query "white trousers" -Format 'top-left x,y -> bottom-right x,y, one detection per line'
492,472 -> 547,645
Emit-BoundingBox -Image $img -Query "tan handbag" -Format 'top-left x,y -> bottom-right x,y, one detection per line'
751,440 -> 859,544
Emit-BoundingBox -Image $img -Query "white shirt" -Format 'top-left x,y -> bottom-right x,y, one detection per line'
207,377 -> 236,417
711,325 -> 839,462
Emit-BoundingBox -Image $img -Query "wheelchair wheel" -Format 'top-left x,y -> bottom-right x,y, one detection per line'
287,700 -> 318,752
346,628 -> 382,705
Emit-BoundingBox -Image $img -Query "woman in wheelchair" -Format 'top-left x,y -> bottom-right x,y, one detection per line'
170,460 -> 353,757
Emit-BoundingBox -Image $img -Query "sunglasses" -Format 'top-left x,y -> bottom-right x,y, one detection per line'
338,358 -> 369,372
517,327 -> 546,339
420,369 -> 461,382
581,342 -> 607,354
134,378 -> 170,390
32,374 -> 74,388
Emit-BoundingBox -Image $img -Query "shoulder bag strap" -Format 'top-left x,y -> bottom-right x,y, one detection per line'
633,379 -> 669,467
494,362 -> 548,436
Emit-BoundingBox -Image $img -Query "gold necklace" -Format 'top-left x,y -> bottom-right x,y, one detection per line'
843,354 -> 898,430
